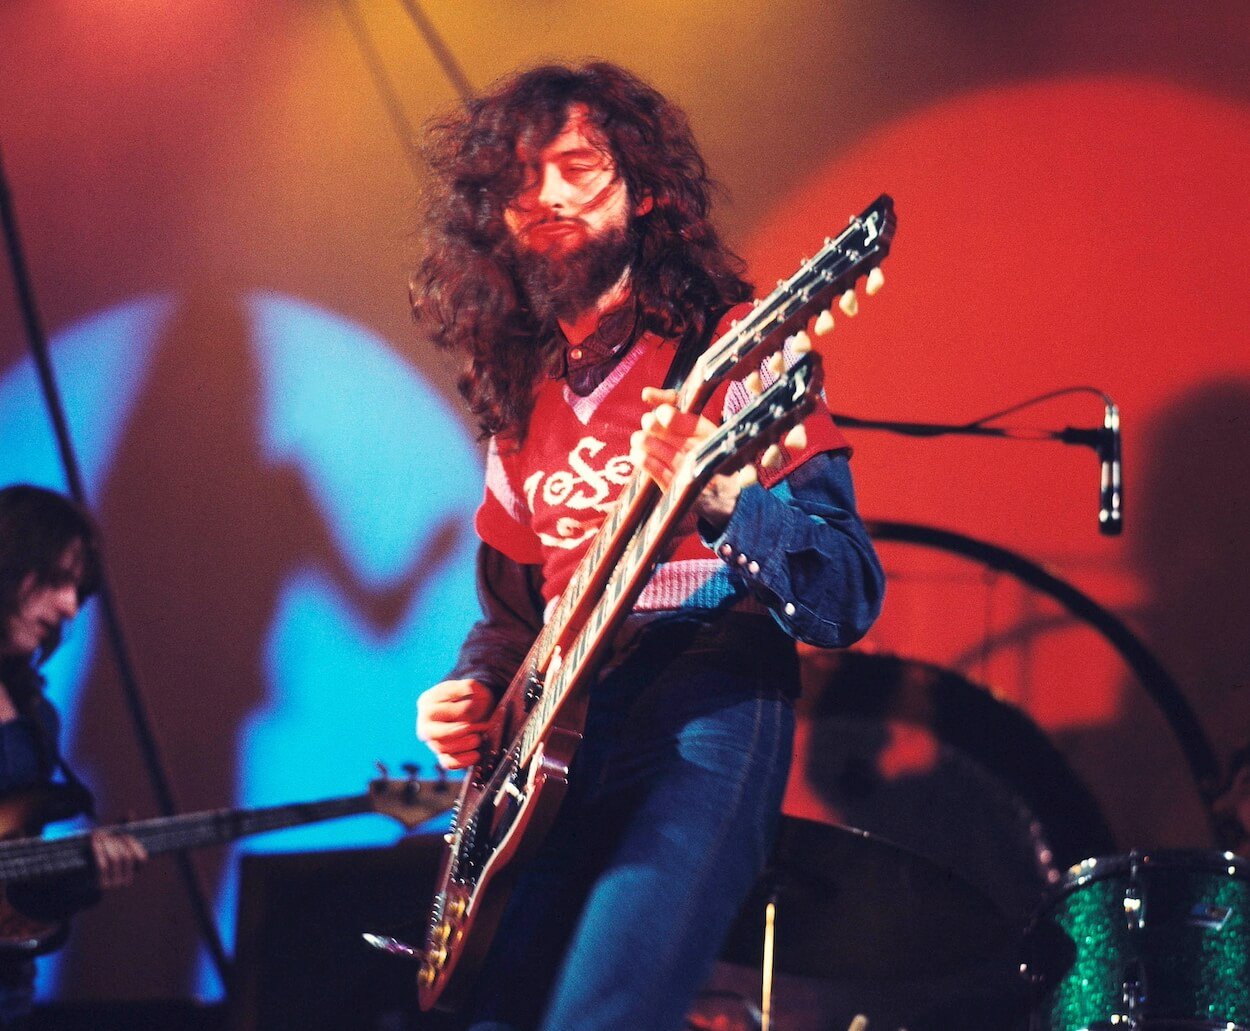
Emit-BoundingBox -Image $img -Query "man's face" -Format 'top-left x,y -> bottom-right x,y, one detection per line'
503,103 -> 635,262
2,539 -> 85,658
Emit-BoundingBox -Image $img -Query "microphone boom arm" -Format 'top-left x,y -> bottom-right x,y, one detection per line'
828,402 -> 1124,536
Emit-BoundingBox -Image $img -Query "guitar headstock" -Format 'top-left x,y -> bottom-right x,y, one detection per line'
685,194 -> 895,404
689,350 -> 825,484
367,774 -> 458,830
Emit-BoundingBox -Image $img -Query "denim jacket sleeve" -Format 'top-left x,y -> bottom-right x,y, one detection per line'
448,451 -> 884,690
701,450 -> 885,649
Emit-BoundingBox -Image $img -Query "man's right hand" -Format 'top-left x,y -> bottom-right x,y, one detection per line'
416,679 -> 496,769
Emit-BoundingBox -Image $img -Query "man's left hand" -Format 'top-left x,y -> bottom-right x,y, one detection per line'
631,387 -> 742,533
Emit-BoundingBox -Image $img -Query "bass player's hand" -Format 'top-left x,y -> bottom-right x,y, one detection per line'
417,678 -> 495,769
90,829 -> 147,890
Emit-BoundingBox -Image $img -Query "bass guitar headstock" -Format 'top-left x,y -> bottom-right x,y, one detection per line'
368,766 -> 458,830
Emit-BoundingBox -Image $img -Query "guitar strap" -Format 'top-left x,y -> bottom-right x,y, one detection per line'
660,307 -> 727,392
51,755 -> 97,820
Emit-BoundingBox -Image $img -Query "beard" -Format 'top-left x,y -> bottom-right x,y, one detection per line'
512,219 -> 637,324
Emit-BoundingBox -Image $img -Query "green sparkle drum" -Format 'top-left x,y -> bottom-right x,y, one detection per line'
1026,850 -> 1250,1030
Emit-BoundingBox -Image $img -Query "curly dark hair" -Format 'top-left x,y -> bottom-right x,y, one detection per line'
411,61 -> 753,442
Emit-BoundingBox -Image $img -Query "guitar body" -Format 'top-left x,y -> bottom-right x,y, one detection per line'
419,693 -> 587,1011
0,889 -> 69,958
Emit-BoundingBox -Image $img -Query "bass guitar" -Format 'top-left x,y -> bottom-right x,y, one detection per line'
417,196 -> 896,1010
0,772 -> 452,956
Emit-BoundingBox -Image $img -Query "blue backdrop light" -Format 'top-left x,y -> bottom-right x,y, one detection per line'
0,294 -> 482,1002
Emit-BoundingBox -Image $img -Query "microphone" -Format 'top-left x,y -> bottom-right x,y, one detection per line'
1098,402 -> 1122,535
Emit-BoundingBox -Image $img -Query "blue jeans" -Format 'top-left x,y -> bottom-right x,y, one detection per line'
467,616 -> 797,1031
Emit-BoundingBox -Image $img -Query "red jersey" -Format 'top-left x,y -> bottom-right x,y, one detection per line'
474,309 -> 848,611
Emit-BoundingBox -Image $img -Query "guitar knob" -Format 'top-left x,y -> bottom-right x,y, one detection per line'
434,920 -> 455,946
419,963 -> 438,988
445,894 -> 468,920
428,943 -> 449,967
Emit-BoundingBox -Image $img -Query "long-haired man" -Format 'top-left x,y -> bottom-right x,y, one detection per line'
414,63 -> 884,1031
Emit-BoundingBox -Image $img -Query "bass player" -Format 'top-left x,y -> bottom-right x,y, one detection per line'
0,484 -> 146,1027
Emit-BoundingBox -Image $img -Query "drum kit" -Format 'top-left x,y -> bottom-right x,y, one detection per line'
689,652 -> 1250,1031
704,818 -> 1250,1030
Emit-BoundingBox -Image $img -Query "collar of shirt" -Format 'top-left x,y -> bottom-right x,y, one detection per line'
559,300 -> 641,397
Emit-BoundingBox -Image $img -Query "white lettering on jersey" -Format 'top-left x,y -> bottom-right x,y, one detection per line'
522,436 -> 636,550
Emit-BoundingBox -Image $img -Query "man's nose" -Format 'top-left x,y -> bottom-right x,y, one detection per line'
535,164 -> 571,212
55,584 -> 79,619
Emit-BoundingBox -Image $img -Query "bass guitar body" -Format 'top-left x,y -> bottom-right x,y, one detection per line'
0,888 -> 70,958
0,783 -> 92,956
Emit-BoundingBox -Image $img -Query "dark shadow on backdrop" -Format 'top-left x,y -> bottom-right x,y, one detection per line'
60,293 -> 460,999
1057,377 -> 1250,849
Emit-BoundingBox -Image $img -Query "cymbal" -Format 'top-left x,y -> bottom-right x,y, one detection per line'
720,815 -> 1014,981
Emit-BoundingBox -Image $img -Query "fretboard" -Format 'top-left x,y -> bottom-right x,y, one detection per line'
513,203 -> 891,692
0,794 -> 373,882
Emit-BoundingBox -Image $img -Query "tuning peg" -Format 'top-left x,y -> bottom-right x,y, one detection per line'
784,424 -> 808,451
790,330 -> 812,354
402,762 -> 421,780
766,352 -> 785,376
375,760 -> 390,778
814,309 -> 835,336
838,289 -> 859,317
866,266 -> 885,295
744,371 -> 763,395
761,444 -> 783,470
848,1016 -> 869,1031
738,464 -> 759,488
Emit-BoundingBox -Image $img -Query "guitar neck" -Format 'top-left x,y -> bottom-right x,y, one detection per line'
511,198 -> 894,695
0,794 -> 375,881
515,357 -> 821,767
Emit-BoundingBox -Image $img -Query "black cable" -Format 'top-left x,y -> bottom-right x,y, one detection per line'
0,143 -> 233,989
868,520 -> 1223,840
961,384 -> 1112,429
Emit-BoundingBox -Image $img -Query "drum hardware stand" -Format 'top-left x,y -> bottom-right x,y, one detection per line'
747,884 -> 911,1031
1122,855 -> 1147,1028
758,880 -> 778,1031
